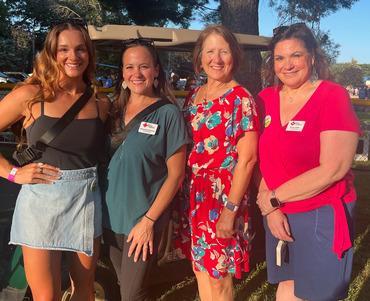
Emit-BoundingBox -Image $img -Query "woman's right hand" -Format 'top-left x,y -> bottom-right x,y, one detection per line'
14,163 -> 61,184
266,210 -> 294,242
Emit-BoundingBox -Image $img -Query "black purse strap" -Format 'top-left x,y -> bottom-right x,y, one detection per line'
12,86 -> 94,166
35,86 -> 94,151
109,99 -> 172,157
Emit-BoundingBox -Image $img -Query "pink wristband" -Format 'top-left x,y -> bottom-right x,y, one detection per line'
8,167 -> 19,182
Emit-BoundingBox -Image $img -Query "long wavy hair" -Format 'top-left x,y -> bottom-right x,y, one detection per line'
262,23 -> 330,87
12,20 -> 97,147
110,41 -> 176,137
193,24 -> 243,76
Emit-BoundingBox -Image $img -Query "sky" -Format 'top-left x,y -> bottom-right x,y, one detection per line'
188,0 -> 369,64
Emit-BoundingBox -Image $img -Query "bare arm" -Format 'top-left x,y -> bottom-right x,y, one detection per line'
257,130 -> 359,215
127,144 -> 187,262
0,85 -> 60,183
216,131 -> 258,238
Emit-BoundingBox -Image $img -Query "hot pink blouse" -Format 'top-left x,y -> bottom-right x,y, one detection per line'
257,81 -> 361,258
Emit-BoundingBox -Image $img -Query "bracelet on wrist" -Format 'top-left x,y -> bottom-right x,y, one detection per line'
144,214 -> 156,223
8,166 -> 19,182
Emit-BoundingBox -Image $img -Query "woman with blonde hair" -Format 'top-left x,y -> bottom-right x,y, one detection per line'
175,24 -> 259,300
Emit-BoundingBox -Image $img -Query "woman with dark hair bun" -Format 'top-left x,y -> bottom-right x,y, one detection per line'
102,38 -> 189,301
255,23 -> 360,301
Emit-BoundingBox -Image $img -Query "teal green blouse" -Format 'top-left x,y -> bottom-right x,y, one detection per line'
102,102 -> 190,235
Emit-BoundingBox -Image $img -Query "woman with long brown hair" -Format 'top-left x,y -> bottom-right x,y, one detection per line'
0,19 -> 110,300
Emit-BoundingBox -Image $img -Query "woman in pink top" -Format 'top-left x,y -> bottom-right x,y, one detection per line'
255,23 -> 360,301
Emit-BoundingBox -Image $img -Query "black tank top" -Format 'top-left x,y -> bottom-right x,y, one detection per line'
25,102 -> 105,170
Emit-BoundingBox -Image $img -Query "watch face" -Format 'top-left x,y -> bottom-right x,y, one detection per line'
270,198 -> 280,208
225,202 -> 235,211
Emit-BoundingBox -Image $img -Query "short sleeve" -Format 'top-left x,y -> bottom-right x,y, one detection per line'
320,83 -> 361,135
233,87 -> 259,138
163,105 -> 191,161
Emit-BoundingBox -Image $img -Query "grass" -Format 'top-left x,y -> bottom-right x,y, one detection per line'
1,121 -> 369,300
148,170 -> 370,301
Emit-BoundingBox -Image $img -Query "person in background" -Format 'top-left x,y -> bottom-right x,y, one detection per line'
101,38 -> 189,301
171,73 -> 180,90
255,23 -> 360,301
184,74 -> 197,91
0,19 -> 110,300
174,24 -> 259,301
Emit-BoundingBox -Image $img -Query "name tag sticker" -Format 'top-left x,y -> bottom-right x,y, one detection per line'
138,122 -> 158,135
286,121 -> 305,132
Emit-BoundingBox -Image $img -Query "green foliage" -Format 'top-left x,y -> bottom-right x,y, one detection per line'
2,0 -> 210,73
123,0 -> 209,27
268,0 -> 359,64
315,29 -> 340,63
359,64 -> 370,77
0,1 -> 11,39
0,37 -> 26,71
268,0 -> 360,23
337,64 -> 364,87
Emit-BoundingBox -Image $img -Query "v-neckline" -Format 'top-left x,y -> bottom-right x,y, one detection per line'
278,81 -> 323,128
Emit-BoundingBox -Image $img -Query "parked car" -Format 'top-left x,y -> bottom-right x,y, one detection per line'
3,72 -> 29,82
0,72 -> 19,84
0,24 -> 269,301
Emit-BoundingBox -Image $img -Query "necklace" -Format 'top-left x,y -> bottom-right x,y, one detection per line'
283,86 -> 294,102
204,83 -> 227,100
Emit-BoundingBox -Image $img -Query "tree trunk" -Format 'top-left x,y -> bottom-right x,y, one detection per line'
221,0 -> 262,97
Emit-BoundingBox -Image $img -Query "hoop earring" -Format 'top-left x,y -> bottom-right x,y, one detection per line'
122,80 -> 128,89
309,66 -> 318,85
153,78 -> 159,88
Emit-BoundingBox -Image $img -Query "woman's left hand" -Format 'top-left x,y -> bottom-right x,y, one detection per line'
257,190 -> 276,216
216,209 -> 236,239
127,219 -> 154,262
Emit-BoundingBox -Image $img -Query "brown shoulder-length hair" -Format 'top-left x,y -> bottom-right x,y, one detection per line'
12,20 -> 97,147
262,22 -> 330,87
193,24 -> 243,76
110,40 -> 177,137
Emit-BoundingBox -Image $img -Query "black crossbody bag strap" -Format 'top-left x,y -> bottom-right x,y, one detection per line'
36,87 -> 94,149
13,87 -> 94,166
109,99 -> 172,157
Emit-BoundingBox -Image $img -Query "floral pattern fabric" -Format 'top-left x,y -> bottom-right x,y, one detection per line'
173,85 -> 258,279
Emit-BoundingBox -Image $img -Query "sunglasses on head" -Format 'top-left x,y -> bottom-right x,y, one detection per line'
121,38 -> 155,48
273,22 -> 306,36
51,18 -> 88,32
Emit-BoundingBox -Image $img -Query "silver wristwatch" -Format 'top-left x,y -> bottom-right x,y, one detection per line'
224,200 -> 239,212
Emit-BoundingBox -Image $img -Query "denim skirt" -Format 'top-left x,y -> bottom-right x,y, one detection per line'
10,166 -> 102,256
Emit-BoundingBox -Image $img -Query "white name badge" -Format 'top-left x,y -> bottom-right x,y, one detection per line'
138,121 -> 158,135
286,121 -> 305,132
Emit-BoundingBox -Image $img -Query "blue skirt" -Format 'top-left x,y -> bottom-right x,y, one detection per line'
10,166 -> 102,256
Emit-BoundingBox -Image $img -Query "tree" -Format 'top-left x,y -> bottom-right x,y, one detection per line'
359,64 -> 370,77
268,0 -> 360,63
4,0 -> 209,72
220,0 -> 262,97
338,65 -> 364,87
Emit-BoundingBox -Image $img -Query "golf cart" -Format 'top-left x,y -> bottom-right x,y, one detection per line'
0,24 -> 269,301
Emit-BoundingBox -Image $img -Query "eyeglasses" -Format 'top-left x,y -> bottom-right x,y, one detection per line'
273,22 -> 306,36
121,38 -> 155,48
51,18 -> 88,32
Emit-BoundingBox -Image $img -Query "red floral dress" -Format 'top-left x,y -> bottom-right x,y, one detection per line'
173,85 -> 259,279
